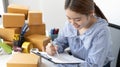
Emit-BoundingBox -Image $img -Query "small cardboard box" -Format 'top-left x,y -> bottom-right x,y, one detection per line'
3,13 -> 25,27
25,34 -> 50,51
28,11 -> 42,25
7,4 -> 28,19
7,53 -> 40,67
0,27 -> 21,41
25,24 -> 46,36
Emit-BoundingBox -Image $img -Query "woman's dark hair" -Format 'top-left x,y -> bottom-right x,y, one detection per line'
65,0 -> 108,21
94,3 -> 108,21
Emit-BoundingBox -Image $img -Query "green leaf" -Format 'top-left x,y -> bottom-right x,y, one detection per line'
0,42 -> 12,54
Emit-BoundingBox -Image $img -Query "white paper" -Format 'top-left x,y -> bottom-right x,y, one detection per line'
39,52 -> 85,64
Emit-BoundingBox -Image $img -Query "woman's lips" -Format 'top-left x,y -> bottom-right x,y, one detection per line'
74,24 -> 81,28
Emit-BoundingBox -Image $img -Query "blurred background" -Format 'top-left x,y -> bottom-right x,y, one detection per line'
0,0 -> 120,31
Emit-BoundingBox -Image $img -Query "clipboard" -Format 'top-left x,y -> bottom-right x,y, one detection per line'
32,51 -> 85,64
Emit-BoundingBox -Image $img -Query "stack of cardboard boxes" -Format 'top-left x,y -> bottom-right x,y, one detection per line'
25,10 -> 51,52
1,4 -> 50,51
1,4 -> 28,47
1,4 -> 51,67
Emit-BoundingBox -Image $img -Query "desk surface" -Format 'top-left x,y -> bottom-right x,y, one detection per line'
0,54 -> 56,67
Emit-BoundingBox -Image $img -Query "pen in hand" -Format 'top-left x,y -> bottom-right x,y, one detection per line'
50,40 -> 59,56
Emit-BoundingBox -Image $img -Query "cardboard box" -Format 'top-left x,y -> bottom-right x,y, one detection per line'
0,27 -> 21,41
7,53 -> 40,67
28,11 -> 42,25
25,34 -> 51,51
3,13 -> 25,27
25,24 -> 46,36
7,4 -> 28,19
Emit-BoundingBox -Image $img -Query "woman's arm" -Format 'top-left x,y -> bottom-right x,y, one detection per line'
53,28 -> 69,53
80,29 -> 111,67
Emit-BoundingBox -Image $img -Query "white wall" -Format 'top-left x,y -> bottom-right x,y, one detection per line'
94,0 -> 120,25
9,0 -> 41,11
9,0 -> 66,32
39,0 -> 66,31
9,0 -> 120,31
0,0 -> 4,15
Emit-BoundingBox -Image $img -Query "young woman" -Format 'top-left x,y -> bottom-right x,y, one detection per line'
46,0 -> 114,67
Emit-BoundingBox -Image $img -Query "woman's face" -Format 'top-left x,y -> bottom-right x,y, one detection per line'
65,9 -> 90,30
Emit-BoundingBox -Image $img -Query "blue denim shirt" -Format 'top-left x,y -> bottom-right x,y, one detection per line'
53,17 -> 114,67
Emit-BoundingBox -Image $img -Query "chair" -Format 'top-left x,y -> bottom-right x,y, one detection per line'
116,49 -> 120,67
108,23 -> 120,67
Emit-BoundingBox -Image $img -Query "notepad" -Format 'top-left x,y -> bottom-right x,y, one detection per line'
32,51 -> 84,64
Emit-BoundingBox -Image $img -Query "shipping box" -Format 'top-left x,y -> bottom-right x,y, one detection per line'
25,24 -> 46,36
7,53 -> 40,67
28,11 -> 42,25
3,13 -> 25,27
7,4 -> 28,19
25,34 -> 50,51
0,27 -> 21,41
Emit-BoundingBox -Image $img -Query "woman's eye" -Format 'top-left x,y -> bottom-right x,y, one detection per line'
75,19 -> 81,22
67,17 -> 71,20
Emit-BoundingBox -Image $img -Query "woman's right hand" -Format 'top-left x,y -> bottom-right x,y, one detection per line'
46,43 -> 58,56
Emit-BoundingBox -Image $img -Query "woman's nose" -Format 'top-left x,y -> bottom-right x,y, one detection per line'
70,19 -> 76,25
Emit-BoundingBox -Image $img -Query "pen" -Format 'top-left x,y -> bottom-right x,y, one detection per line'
50,40 -> 59,56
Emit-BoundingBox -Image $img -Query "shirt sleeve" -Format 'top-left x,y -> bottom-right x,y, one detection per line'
53,27 -> 69,53
80,29 -> 110,67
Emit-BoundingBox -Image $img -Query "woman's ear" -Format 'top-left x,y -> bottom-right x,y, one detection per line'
89,10 -> 95,16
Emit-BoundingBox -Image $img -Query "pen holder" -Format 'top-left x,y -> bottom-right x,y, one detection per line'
18,36 -> 25,47
49,34 -> 58,41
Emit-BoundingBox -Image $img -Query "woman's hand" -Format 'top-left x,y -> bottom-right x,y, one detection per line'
46,43 -> 58,56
